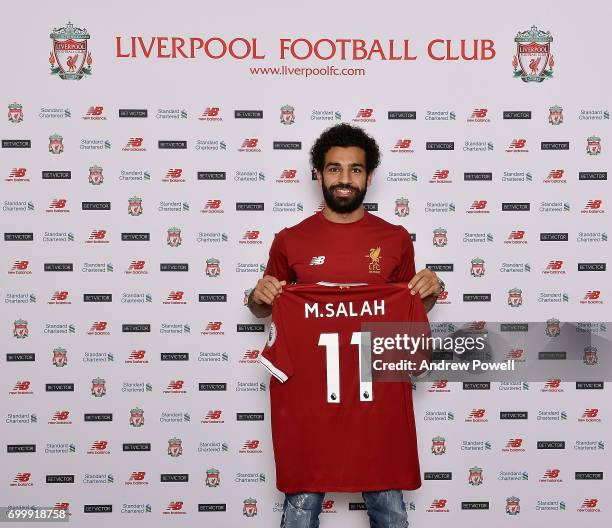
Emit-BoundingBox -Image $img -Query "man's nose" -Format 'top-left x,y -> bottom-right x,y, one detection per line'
337,167 -> 352,183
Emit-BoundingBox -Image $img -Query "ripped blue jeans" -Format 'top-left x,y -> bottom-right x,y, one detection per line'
281,490 -> 408,528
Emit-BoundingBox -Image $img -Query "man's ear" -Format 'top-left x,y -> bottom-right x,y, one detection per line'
315,169 -> 323,186
366,172 -> 373,187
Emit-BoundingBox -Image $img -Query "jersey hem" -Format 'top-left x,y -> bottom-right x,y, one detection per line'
276,481 -> 422,493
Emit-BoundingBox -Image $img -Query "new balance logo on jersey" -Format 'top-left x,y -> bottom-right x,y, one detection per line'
310,256 -> 326,266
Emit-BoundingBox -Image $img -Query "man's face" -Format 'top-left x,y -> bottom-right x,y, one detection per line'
318,146 -> 372,213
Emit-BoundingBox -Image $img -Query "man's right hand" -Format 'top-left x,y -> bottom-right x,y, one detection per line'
247,276 -> 287,318
252,276 -> 287,305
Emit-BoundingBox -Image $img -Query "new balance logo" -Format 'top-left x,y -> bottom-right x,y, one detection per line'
310,256 -> 326,266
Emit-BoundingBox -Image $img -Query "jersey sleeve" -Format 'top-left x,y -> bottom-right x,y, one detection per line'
263,228 -> 295,283
396,226 -> 417,282
259,319 -> 294,383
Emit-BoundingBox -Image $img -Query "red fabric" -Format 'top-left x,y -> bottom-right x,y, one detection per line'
261,283 -> 426,493
264,211 -> 416,285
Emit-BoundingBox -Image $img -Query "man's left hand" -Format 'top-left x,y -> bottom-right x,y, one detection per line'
408,268 -> 441,299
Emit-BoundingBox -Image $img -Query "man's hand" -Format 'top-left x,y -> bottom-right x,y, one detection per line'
247,275 -> 286,318
408,268 -> 441,298
252,276 -> 287,305
408,268 -> 442,313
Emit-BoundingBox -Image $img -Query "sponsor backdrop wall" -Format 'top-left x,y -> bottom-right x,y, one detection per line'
1,1 -> 610,526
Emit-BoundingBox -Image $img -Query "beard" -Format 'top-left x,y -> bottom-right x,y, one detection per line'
321,179 -> 367,214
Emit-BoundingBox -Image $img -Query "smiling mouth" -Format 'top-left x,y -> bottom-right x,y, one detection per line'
333,187 -> 356,197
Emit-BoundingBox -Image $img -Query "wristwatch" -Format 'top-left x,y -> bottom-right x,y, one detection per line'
433,277 -> 446,297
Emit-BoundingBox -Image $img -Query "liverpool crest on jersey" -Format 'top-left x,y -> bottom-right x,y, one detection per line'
49,22 -> 92,80
513,25 -> 554,82
366,247 -> 382,273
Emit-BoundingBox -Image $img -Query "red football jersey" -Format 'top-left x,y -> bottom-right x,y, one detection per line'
260,283 -> 427,493
264,210 -> 416,284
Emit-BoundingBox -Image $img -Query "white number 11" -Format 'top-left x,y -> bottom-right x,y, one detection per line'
318,332 -> 373,404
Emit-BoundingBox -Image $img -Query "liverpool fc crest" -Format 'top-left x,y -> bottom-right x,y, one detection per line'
513,26 -> 554,82
432,228 -> 448,247
545,318 -> 560,337
583,346 -> 598,365
470,258 -> 485,277
128,196 -> 143,216
508,288 -> 523,307
91,377 -> 106,397
129,407 -> 144,427
548,105 -> 563,125
49,134 -> 64,154
506,496 -> 520,515
88,165 -> 104,185
586,135 -> 601,155
205,258 -> 221,277
243,498 -> 258,517
8,103 -> 23,123
431,436 -> 446,455
52,347 -> 68,367
167,437 -> 183,457
167,227 -> 182,247
394,198 -> 409,217
206,468 -> 220,487
468,467 -> 483,486
280,105 -> 295,125
13,319 -> 28,338
49,22 -> 92,80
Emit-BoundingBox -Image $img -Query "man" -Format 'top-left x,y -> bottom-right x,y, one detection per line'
248,123 -> 443,527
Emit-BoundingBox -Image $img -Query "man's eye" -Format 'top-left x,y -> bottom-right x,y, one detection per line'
352,168 -> 362,173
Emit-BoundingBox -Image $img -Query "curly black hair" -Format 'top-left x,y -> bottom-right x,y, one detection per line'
310,123 -> 381,175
